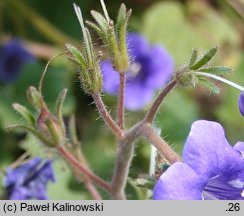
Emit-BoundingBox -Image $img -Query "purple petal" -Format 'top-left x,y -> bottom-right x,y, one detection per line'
234,142 -> 244,157
127,33 -> 149,58
37,160 -> 55,182
204,170 -> 244,200
5,158 -> 41,187
183,120 -> 243,179
153,162 -> 206,200
100,60 -> 119,94
124,82 -> 154,111
9,187 -> 30,200
143,45 -> 174,88
238,91 -> 244,116
0,39 -> 35,82
5,157 -> 55,200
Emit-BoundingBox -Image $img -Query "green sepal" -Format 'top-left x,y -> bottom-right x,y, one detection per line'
45,118 -> 62,146
199,66 -> 232,75
116,4 -> 132,72
27,86 -> 45,111
85,28 -> 96,67
190,46 -> 218,70
188,49 -> 198,67
90,10 -> 109,33
56,89 -> 68,135
86,20 -> 106,41
12,103 -> 36,127
117,4 -> 127,28
65,44 -> 86,68
6,124 -> 53,147
68,115 -> 80,146
198,78 -> 220,94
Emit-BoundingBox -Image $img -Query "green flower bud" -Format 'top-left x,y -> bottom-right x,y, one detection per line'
36,108 -> 64,147
65,43 -> 103,94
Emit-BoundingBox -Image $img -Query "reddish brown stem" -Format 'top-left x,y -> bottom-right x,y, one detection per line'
93,93 -> 125,139
83,178 -> 102,200
57,146 -> 111,193
117,73 -> 125,129
144,79 -> 177,123
141,123 -> 181,164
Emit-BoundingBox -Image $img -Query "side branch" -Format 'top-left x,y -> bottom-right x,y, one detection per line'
144,79 -> 177,123
57,145 -> 112,193
140,123 -> 181,164
92,93 -> 125,139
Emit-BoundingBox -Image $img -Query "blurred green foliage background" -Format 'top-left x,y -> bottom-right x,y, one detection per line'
0,0 -> 244,199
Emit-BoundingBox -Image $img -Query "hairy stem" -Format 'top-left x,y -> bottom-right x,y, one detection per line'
72,146 -> 102,200
144,79 -> 178,123
93,93 -> 125,139
117,73 -> 125,129
140,123 -> 181,164
111,123 -> 142,199
57,145 -> 111,193
84,180 -> 102,200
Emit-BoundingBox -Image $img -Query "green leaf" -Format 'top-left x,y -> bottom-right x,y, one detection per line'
198,78 -> 220,94
190,46 -> 218,70
188,49 -> 198,67
12,103 -> 36,127
199,66 -> 232,75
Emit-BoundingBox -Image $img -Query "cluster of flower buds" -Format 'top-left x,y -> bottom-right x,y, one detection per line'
7,86 -> 67,147
66,1 -> 132,96
176,46 -> 232,93
87,1 -> 131,73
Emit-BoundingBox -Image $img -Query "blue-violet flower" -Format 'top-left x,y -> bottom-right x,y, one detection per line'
100,32 -> 174,111
4,157 -> 55,200
0,39 -> 35,82
238,91 -> 244,116
153,120 -> 244,200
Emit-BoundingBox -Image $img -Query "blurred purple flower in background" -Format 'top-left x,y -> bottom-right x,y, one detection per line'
5,157 -> 55,200
238,91 -> 244,116
0,39 -> 35,82
101,33 -> 174,111
153,120 -> 244,200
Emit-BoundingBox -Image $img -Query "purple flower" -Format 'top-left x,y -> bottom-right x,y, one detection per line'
101,33 -> 174,111
238,91 -> 244,116
0,39 -> 35,82
4,157 -> 55,200
153,120 -> 244,200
